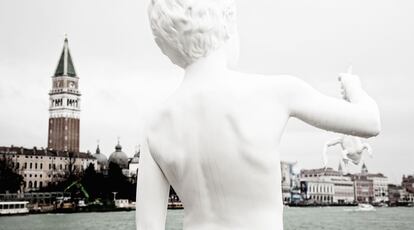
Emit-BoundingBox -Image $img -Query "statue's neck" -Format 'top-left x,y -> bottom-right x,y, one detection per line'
184,49 -> 228,81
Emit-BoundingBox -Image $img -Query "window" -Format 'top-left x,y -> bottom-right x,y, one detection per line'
34,174 -> 37,178
53,164 -> 56,170
35,163 -> 38,169
16,162 -> 20,169
40,163 -> 43,169
24,162 -> 27,169
34,181 -> 37,188
49,164 -> 51,170
40,174 -> 42,178
39,182 -> 43,188
60,164 -> 62,170
29,174 -> 32,177
28,181 -> 32,188
30,163 -> 32,169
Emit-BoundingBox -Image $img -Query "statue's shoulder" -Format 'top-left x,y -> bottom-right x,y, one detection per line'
235,72 -> 304,93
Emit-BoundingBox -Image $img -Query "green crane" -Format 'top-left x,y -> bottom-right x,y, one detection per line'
64,181 -> 90,200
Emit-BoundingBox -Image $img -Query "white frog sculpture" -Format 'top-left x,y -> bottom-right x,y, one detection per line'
322,135 -> 372,168
322,66 -> 373,168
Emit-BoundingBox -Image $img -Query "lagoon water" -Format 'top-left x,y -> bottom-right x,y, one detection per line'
0,207 -> 413,230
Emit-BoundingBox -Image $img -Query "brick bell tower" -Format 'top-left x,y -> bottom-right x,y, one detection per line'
48,36 -> 81,152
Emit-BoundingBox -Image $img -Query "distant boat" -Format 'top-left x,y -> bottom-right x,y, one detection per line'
344,203 -> 376,212
0,201 -> 29,215
357,203 -> 376,211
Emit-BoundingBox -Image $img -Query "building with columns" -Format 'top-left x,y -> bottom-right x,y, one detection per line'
300,166 -> 354,204
48,37 -> 81,152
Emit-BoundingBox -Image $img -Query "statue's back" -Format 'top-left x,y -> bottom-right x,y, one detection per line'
147,73 -> 287,229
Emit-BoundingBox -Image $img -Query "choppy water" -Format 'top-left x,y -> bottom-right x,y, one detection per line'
0,207 -> 413,230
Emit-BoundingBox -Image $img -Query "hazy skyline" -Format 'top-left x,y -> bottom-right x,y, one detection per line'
1,0 -> 413,183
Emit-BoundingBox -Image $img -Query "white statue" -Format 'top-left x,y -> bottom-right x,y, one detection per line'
322,135 -> 373,168
322,67 -> 374,169
137,0 -> 381,229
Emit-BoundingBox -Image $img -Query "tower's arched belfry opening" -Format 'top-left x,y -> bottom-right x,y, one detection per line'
48,36 -> 81,152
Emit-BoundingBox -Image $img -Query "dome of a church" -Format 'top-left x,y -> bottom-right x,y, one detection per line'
108,140 -> 128,169
92,144 -> 108,166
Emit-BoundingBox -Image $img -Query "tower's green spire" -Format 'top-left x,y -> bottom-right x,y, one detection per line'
54,36 -> 77,77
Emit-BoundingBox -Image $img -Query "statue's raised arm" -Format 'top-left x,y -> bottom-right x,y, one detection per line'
284,69 -> 381,138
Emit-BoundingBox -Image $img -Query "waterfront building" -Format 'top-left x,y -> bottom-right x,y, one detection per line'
350,174 -> 374,203
280,161 -> 295,203
388,184 -> 403,206
388,183 -> 414,206
351,163 -> 388,204
300,167 -> 354,204
300,177 -> 334,204
47,37 -> 81,153
402,175 -> 414,193
0,146 -> 97,192
367,173 -> 389,203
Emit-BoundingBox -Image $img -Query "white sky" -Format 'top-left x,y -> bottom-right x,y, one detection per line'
0,0 -> 413,183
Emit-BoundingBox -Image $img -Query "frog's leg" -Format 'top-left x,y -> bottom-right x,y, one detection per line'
362,143 -> 373,158
342,149 -> 350,166
322,137 -> 343,168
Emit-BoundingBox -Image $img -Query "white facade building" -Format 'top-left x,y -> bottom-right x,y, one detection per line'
0,146 -> 97,192
300,166 -> 354,204
368,173 -> 389,203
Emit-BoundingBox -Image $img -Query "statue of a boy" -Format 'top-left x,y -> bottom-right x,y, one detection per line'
137,1 -> 381,229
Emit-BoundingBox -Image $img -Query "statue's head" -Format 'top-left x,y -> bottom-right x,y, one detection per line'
148,0 -> 239,68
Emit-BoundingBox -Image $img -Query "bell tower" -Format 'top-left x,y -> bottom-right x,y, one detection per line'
47,36 -> 81,152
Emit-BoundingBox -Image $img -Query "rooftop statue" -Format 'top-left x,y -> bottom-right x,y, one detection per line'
137,0 -> 381,229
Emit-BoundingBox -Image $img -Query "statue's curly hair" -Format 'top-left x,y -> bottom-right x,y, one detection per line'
148,0 -> 237,68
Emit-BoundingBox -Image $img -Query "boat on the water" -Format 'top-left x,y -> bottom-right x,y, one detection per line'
357,203 -> 376,211
344,203 -> 376,212
0,201 -> 29,215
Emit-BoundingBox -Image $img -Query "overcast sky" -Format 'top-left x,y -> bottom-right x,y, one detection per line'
0,0 -> 413,183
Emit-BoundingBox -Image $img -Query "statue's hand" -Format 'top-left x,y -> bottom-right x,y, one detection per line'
338,72 -> 362,102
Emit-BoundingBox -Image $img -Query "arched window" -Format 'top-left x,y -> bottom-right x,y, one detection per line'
34,181 -> 37,188
28,181 -> 32,188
